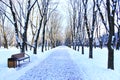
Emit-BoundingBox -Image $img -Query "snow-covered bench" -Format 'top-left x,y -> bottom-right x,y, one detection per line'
11,53 -> 30,67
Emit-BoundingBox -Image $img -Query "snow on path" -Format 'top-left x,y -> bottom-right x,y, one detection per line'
17,47 -> 83,80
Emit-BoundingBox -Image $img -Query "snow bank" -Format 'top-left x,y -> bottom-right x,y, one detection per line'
0,46 -> 120,80
0,47 -> 54,80
67,47 -> 120,80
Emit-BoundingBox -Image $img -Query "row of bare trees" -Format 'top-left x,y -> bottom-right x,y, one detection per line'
0,2 -> 15,48
65,0 -> 120,70
0,0 -> 62,54
0,0 -> 120,70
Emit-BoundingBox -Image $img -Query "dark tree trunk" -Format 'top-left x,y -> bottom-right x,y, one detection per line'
71,31 -> 74,49
107,40 -> 114,69
116,27 -> 120,50
83,0 -> 94,58
33,18 -> 43,54
89,0 -> 96,59
82,44 -> 84,55
107,34 -> 114,70
34,41 -> 37,55
42,16 -> 48,52
21,0 -> 37,53
89,38 -> 93,58
21,8 -> 31,53
45,40 -> 47,51
33,38 -> 38,54
41,0 -> 49,52
96,0 -> 116,70
3,33 -> 8,49
77,46 -> 80,51
9,0 -> 20,48
99,40 -> 103,49
74,45 -> 76,50
41,24 -> 46,52
21,36 -> 25,53
106,0 -> 116,70
1,16 -> 8,49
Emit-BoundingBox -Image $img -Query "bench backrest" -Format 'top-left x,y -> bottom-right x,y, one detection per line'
11,53 -> 25,59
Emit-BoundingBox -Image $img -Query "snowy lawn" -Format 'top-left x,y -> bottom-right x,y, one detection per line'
0,46 -> 120,80
68,47 -> 120,80
0,47 -> 53,80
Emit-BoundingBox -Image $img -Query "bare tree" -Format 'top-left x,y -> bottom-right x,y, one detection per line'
0,2 -> 8,48
106,0 -> 117,70
41,0 -> 50,52
48,11 -> 62,48
116,0 -> 120,50
89,0 -> 97,58
76,0 -> 85,54
82,0 -> 97,58
33,0 -> 58,53
66,3 -> 73,48
65,26 -> 72,48
68,0 -> 78,50
29,7 -> 38,50
0,15 -> 8,48
33,0 -> 50,54
0,0 -> 37,52
96,0 -> 117,70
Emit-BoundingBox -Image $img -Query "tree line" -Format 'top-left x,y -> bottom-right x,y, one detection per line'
0,0 -> 120,70
64,0 -> 120,70
0,0 -> 62,54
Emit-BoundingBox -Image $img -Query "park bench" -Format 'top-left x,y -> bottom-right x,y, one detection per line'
11,53 -> 30,67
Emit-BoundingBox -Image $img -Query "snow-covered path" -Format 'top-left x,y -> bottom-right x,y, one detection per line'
17,47 -> 83,80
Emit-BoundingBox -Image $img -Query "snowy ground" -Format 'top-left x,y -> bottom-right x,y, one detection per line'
0,46 -> 120,80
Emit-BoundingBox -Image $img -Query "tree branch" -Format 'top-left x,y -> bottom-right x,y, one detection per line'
0,0 -> 11,8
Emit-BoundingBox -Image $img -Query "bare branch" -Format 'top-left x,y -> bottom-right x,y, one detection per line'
29,0 -> 37,11
0,8 -> 14,25
17,0 -> 26,19
37,0 -> 43,17
0,0 -> 10,8
96,0 -> 109,32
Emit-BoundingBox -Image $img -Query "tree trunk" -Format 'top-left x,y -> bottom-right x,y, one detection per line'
106,0 -> 116,70
74,45 -> 76,50
116,27 -> 120,50
99,40 -> 103,49
33,18 -> 43,54
33,39 -> 37,54
41,24 -> 46,52
107,42 -> 114,69
107,30 -> 114,69
34,47 -> 37,55
77,46 -> 80,51
41,0 -> 49,52
89,38 -> 93,58
21,33 -> 26,53
82,44 -> 84,55
9,0 -> 20,48
45,40 -> 47,51
2,15 -> 8,49
3,32 -> 8,49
